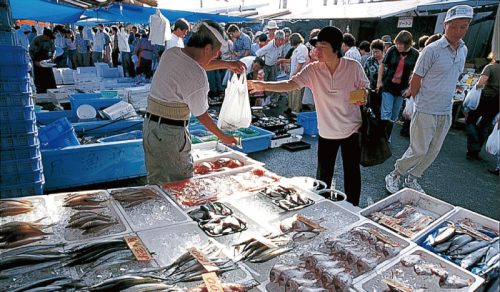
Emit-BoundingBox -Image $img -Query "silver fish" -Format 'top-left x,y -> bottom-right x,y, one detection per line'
400,254 -> 421,267
450,240 -> 490,256
432,223 -> 456,245
434,240 -> 453,253
461,245 -> 490,269
447,235 -> 474,253
439,275 -> 473,288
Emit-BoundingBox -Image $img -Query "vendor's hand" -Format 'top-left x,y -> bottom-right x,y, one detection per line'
227,60 -> 246,74
247,80 -> 265,94
219,134 -> 238,146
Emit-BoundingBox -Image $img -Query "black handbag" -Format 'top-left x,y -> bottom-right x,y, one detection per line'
359,105 -> 392,167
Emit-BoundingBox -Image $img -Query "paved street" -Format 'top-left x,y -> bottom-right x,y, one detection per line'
250,123 -> 500,220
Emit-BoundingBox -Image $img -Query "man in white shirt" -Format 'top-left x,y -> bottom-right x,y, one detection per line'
118,25 -> 135,77
342,33 -> 362,63
166,18 -> 190,50
92,24 -> 105,64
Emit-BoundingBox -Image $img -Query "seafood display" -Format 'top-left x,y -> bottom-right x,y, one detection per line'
230,168 -> 281,191
0,219 -> 52,249
66,211 -> 117,235
188,202 -> 247,236
188,280 -> 259,292
422,219 -> 499,281
0,199 -> 34,217
110,187 -> 160,208
233,233 -> 291,263
85,275 -> 179,291
63,192 -> 108,210
358,248 -> 480,291
368,202 -> 437,238
194,157 -> 245,175
260,184 -> 314,211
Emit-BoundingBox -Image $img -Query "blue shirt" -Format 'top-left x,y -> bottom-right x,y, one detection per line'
413,36 -> 467,115
232,32 -> 251,59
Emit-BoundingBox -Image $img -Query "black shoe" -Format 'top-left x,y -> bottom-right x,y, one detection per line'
466,152 -> 483,161
488,168 -> 499,175
283,108 -> 292,115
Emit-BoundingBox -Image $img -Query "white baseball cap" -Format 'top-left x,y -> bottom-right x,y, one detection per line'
266,20 -> 279,30
444,5 -> 473,23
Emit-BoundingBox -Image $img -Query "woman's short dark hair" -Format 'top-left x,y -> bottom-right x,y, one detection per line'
258,33 -> 268,42
424,33 -> 442,46
187,20 -> 225,49
394,30 -> 414,49
174,18 -> 190,31
418,35 -> 429,49
370,39 -> 384,51
359,40 -> 370,52
254,57 -> 265,67
342,33 -> 356,47
290,33 -> 304,47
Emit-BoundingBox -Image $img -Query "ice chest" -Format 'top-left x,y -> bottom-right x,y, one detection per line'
296,111 -> 318,135
69,93 -> 121,111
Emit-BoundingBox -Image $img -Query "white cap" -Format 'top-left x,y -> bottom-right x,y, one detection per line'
266,20 -> 279,30
444,5 -> 473,23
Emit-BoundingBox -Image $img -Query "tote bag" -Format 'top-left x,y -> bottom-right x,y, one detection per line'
217,72 -> 252,130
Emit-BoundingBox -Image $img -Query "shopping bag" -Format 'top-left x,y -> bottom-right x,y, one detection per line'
463,86 -> 481,112
486,123 -> 499,155
402,97 -> 414,120
359,106 -> 392,167
217,72 -> 252,131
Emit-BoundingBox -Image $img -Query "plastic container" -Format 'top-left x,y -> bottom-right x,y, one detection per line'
100,67 -> 123,78
0,93 -> 34,107
0,179 -> 44,198
100,90 -> 119,98
70,93 -> 121,111
97,130 -> 143,143
0,45 -> 29,65
38,117 -> 80,149
0,169 -> 44,185
0,156 -> 43,175
0,77 -> 31,92
0,144 -> 41,161
0,105 -> 35,121
317,188 -> 347,202
36,110 -> 78,125
76,104 -> 97,120
72,118 -> 144,137
295,111 -> 318,135
76,66 -> 97,75
0,118 -> 36,135
101,101 -> 136,120
0,130 -> 39,148
0,64 -> 29,80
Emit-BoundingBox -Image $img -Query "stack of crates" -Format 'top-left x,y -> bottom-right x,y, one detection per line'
0,45 -> 44,198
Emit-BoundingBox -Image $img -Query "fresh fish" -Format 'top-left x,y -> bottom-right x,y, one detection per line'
433,240 -> 453,253
10,276 -> 69,292
439,274 -> 473,288
383,278 -> 413,292
461,245 -> 490,269
120,283 -> 178,292
484,244 -> 499,264
88,275 -> 164,291
447,234 -> 474,253
400,254 -> 421,267
432,223 -> 456,245
249,247 -> 292,263
450,240 -> 490,256
285,278 -> 318,292
270,264 -> 296,283
414,263 -> 434,275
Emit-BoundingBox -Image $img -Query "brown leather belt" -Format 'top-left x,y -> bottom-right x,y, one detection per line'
145,113 -> 188,127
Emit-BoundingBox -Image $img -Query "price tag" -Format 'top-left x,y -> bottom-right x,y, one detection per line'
188,247 -> 219,273
202,272 -> 224,292
349,89 -> 367,104
124,236 -> 152,261
296,214 -> 326,231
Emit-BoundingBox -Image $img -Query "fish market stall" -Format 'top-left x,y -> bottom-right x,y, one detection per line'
0,145 -> 498,291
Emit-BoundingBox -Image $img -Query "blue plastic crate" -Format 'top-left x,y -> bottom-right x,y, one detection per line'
0,31 -> 15,46
72,118 -> 143,137
0,130 -> 39,148
38,117 -> 80,149
42,141 -> 145,191
97,130 -> 143,143
0,169 -> 44,185
0,105 -> 35,122
0,144 -> 41,161
0,156 -> 43,175
0,92 -> 33,107
36,110 -> 78,125
0,77 -> 31,92
69,93 -> 121,111
0,179 -> 44,198
296,111 -> 319,135
0,118 -> 37,135
0,45 -> 29,65
0,64 -> 29,80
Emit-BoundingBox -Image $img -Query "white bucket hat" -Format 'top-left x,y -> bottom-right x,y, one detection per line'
266,20 -> 279,30
444,5 -> 473,23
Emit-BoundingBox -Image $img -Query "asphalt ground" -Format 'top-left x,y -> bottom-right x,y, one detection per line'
249,122 -> 500,220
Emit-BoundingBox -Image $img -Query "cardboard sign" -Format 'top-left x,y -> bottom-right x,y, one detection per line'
397,16 -> 413,28
201,272 -> 224,292
124,236 -> 153,261
349,89 -> 367,104
188,247 -> 219,273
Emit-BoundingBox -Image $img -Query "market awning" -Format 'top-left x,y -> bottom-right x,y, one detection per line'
79,3 -> 252,25
11,0 -> 85,24
417,0 -> 499,12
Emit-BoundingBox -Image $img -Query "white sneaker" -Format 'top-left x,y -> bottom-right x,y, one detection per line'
404,177 -> 426,194
385,171 -> 401,194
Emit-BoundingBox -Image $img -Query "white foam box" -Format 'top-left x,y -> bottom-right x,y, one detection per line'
191,141 -> 234,161
354,246 -> 484,292
52,68 -> 63,85
193,151 -> 264,179
101,101 -> 137,120
45,190 -> 132,243
108,185 -> 191,232
287,126 -> 304,135
47,88 -> 74,101
0,195 -> 48,225
76,66 -> 97,76
360,188 -> 456,241
270,134 -> 301,148
76,81 -> 101,92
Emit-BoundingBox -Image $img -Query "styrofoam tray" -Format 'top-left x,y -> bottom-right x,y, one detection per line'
46,190 -> 131,243
360,188 -> 455,240
0,195 -> 48,224
354,246 -> 484,292
191,141 -> 234,161
193,151 -> 264,179
109,185 -> 191,232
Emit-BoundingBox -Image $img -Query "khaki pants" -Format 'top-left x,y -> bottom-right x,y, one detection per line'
288,88 -> 304,113
143,117 -> 193,184
395,111 -> 452,178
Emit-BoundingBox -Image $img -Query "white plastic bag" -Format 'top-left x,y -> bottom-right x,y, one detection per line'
463,86 -> 481,112
217,72 -> 251,130
403,97 -> 414,119
486,123 -> 499,155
